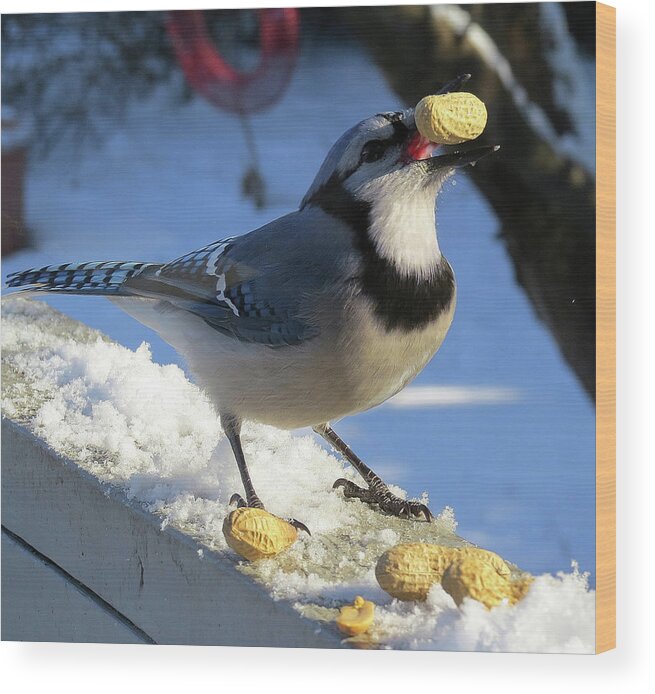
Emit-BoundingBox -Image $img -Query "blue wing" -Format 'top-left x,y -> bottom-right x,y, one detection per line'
125,214 -> 328,348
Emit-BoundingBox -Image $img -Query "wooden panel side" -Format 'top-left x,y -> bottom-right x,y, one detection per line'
595,1 -> 616,655
1,532 -> 147,644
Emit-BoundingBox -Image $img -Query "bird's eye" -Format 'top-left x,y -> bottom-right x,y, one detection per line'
360,140 -> 386,163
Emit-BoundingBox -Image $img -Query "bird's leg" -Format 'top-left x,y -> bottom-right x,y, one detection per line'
222,414 -> 310,534
313,424 -> 432,522
223,414 -> 265,510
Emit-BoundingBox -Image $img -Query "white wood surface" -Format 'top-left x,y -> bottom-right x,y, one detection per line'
2,532 -> 147,644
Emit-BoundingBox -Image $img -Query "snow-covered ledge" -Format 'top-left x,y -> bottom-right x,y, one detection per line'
3,418 -> 335,646
1,299 -> 594,651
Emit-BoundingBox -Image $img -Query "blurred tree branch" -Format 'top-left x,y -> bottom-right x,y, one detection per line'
341,3 -> 596,401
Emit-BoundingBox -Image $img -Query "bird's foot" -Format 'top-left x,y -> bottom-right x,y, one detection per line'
332,479 -> 432,522
229,493 -> 311,535
229,492 -> 264,510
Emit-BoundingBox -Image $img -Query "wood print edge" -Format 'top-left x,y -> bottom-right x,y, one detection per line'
595,0 -> 616,655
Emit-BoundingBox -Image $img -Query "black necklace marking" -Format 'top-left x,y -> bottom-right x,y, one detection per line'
304,175 -> 455,332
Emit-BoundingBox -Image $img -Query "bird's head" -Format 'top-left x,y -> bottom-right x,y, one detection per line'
301,76 -> 497,211
301,76 -> 498,277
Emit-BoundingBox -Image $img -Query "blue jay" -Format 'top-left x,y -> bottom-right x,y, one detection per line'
7,75 -> 497,530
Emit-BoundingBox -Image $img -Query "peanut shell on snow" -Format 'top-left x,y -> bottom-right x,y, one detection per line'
508,575 -> 535,605
222,507 -> 298,561
375,543 -> 460,601
335,596 -> 376,636
441,555 -> 512,609
375,543 -> 511,602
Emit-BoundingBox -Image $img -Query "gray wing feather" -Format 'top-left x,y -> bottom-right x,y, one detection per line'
125,208 -> 349,347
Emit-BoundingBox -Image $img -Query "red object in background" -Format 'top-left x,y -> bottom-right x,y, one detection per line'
1,113 -> 31,257
166,9 -> 300,114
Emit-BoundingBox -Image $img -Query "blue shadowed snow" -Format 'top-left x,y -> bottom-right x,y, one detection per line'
2,43 -> 595,583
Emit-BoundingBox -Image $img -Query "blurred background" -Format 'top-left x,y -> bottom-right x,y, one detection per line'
1,3 -> 596,581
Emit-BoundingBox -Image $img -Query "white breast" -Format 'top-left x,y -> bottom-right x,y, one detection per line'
339,290 -> 457,414
364,177 -> 441,278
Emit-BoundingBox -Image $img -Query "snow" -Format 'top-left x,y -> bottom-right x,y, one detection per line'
387,385 -> 519,408
1,297 -> 595,653
375,564 -> 594,653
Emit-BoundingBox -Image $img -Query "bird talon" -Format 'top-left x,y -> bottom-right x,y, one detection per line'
229,495 -> 310,535
229,493 -> 248,508
332,478 -> 371,500
403,501 -> 432,522
287,518 -> 311,536
229,493 -> 267,510
333,477 -> 433,523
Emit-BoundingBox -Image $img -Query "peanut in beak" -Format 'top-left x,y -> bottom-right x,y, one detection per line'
414,92 -> 488,146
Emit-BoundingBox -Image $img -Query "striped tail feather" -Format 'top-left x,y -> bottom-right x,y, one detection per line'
5,261 -> 160,296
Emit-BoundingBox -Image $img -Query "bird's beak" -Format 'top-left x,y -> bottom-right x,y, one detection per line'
402,123 -> 499,170
422,144 -> 500,170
